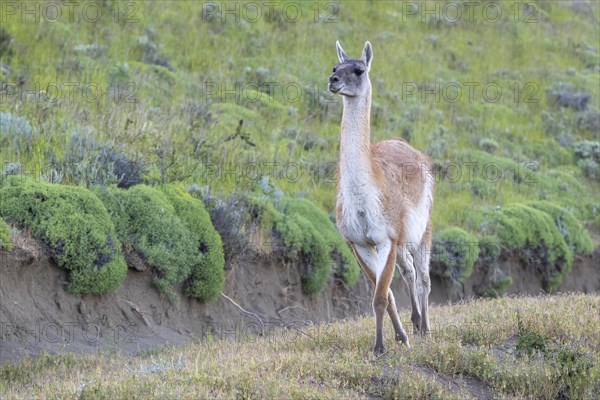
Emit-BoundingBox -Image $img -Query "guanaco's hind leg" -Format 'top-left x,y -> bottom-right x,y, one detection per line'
412,225 -> 433,335
351,245 -> 409,346
397,245 -> 422,334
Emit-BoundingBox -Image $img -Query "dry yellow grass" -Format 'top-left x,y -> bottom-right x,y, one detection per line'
1,293 -> 598,399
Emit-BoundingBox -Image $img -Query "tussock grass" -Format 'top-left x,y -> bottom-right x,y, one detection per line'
1,294 -> 598,399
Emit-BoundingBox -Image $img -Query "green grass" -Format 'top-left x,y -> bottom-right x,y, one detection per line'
1,1 -> 597,217
0,2 -> 598,293
1,294 -> 598,399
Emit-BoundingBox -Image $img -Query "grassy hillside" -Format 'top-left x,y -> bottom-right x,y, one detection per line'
0,1 -> 599,293
1,294 -> 598,399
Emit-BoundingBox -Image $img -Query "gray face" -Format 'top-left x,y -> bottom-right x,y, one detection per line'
328,41 -> 373,98
328,60 -> 368,97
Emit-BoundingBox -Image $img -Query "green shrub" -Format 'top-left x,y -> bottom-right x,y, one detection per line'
0,218 -> 12,251
0,177 -> 126,294
470,178 -> 495,199
464,150 -> 534,184
526,201 -> 594,255
276,211 -> 332,294
516,312 -> 548,357
244,194 -> 359,294
478,235 -> 502,264
486,204 -> 573,292
0,112 -> 36,155
475,235 -> 513,298
431,227 -> 479,284
478,138 -> 499,154
94,185 -> 198,302
162,185 -> 225,302
279,197 -> 360,287
489,276 -> 513,296
573,141 -> 600,162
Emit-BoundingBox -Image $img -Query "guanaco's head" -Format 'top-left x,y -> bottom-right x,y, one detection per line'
328,41 -> 372,98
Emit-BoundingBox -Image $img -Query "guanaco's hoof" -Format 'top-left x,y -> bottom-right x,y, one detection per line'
411,314 -> 422,334
373,345 -> 385,356
395,332 -> 409,344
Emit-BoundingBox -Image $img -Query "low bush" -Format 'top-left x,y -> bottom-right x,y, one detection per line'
0,112 -> 36,156
199,192 -> 253,269
486,204 -> 573,292
475,235 -> 513,298
431,227 -> 479,284
0,177 -> 126,294
240,193 -> 359,294
94,185 -> 197,302
0,218 -> 12,251
545,83 -> 591,111
275,211 -> 332,294
573,141 -> 600,180
279,197 -> 360,287
48,129 -> 145,188
162,185 -> 225,302
526,201 -> 594,256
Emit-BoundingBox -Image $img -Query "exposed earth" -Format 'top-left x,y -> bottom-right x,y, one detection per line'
1,236 -> 598,366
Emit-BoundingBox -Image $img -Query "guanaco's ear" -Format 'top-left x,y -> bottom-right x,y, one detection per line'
361,41 -> 373,70
336,41 -> 349,64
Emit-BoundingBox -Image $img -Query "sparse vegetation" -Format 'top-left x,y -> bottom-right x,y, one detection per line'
1,294 -> 597,399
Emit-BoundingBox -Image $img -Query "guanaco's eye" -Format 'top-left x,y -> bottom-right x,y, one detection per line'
354,68 -> 365,76
332,67 -> 337,73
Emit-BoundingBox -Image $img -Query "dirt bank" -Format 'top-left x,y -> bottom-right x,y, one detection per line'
1,240 -> 598,365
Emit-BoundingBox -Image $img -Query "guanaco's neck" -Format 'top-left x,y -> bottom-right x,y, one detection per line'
339,86 -> 375,185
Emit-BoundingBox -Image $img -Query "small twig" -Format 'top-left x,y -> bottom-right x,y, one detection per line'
220,293 -> 265,333
335,277 -> 371,303
277,304 -> 308,314
118,298 -> 155,332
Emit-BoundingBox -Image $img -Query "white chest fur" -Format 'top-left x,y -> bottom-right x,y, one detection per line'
337,177 -> 389,246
